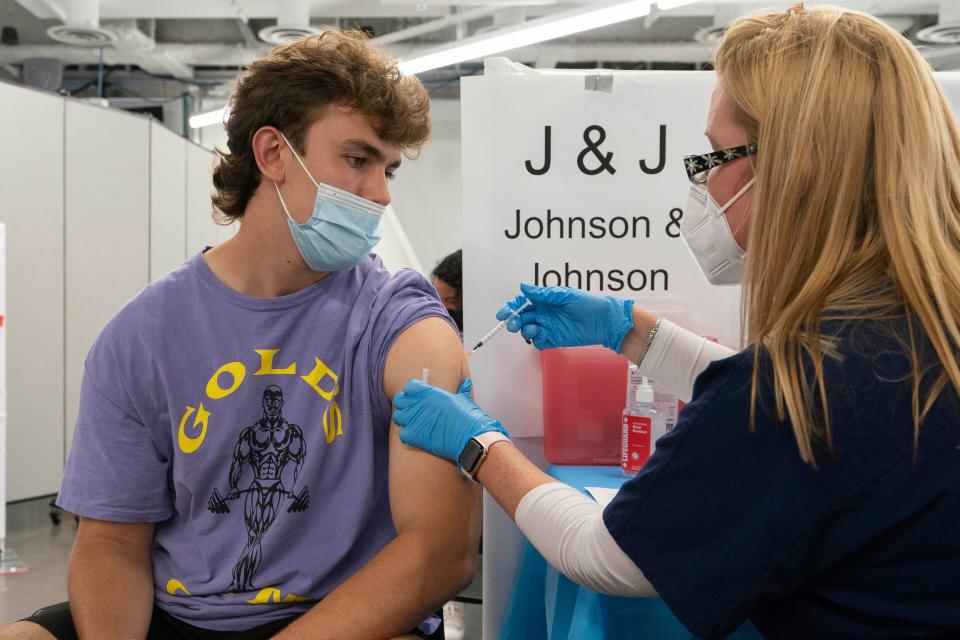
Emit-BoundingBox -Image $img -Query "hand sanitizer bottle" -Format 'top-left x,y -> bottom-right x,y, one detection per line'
622,376 -> 658,476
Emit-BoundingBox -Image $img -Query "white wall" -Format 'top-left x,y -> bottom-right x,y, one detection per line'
0,225 -> 7,540
186,143 -> 224,255
0,83 -> 65,501
195,97 -> 229,153
388,99 -> 463,275
64,101 -> 151,451
151,121 -> 188,281
376,206 -> 425,274
940,72 -> 960,111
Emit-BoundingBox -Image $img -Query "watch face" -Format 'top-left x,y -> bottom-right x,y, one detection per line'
458,439 -> 485,472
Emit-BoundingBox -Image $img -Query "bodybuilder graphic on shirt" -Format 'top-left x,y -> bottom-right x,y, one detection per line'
208,385 -> 309,592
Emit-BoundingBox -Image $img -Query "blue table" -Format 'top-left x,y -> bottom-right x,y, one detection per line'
498,466 -> 762,640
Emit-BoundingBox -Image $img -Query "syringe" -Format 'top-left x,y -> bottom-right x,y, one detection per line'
469,299 -> 533,355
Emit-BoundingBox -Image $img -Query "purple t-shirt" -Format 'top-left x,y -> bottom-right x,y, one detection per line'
57,252 -> 454,631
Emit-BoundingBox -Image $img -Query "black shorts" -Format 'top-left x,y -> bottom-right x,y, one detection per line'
22,602 -> 444,639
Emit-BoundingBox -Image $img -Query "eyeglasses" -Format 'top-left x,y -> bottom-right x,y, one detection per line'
683,144 -> 758,185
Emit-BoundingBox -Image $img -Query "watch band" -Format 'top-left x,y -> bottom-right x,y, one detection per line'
464,432 -> 511,482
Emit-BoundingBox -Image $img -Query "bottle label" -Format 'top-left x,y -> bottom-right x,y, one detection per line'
621,415 -> 652,473
649,379 -> 681,436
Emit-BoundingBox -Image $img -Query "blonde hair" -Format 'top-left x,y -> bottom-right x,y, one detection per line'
715,4 -> 960,464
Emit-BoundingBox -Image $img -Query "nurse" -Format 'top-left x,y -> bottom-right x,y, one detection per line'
393,4 -> 960,638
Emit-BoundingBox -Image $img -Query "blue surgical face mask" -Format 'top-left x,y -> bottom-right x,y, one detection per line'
273,132 -> 384,272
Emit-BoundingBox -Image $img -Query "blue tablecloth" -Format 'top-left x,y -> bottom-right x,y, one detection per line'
498,465 -> 762,640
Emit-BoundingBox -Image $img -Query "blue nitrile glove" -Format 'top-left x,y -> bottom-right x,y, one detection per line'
496,283 -> 634,353
393,378 -> 509,470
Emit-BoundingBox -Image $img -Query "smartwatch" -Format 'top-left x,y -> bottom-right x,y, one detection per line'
458,431 -> 511,482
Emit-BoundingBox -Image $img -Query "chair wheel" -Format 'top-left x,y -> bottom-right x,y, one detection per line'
48,498 -> 63,526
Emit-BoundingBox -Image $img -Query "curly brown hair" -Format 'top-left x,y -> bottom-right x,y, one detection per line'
211,29 -> 431,222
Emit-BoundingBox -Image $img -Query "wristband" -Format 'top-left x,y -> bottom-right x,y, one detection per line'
637,317 -> 663,366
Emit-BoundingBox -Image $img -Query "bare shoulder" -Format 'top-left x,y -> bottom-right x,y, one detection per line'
383,316 -> 466,398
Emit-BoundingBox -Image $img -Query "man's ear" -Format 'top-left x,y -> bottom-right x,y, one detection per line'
252,126 -> 286,183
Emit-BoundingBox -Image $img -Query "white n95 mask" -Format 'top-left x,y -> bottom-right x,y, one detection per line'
680,178 -> 754,286
273,132 -> 385,272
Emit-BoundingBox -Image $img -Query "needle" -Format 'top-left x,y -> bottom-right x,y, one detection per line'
468,299 -> 533,356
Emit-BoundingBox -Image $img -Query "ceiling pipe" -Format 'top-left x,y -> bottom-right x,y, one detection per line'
63,0 -> 99,28
0,41 -> 710,67
694,5 -> 740,45
3,39 -> 959,71
13,0 -> 66,22
278,0 -> 309,27
372,6 -> 502,46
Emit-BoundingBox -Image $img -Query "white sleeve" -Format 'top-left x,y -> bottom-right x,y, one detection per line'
636,319 -> 737,402
514,482 -> 656,597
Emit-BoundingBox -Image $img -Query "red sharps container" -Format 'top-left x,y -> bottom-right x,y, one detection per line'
541,346 -> 628,465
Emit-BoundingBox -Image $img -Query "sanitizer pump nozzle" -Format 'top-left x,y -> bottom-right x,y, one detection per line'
637,376 -> 654,405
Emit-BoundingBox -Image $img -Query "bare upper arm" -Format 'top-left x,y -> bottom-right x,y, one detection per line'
383,316 -> 481,541
74,517 -> 155,555
383,316 -> 466,400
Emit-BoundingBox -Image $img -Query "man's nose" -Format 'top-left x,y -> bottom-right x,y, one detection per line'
363,173 -> 391,207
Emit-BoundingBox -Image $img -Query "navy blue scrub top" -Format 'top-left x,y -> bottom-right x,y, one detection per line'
603,318 -> 960,639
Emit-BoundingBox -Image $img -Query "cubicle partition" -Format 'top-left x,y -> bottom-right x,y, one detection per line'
0,83 -> 66,503
0,82 -> 224,501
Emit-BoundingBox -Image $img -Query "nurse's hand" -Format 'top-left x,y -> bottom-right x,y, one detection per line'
393,378 -> 509,469
498,283 -> 634,353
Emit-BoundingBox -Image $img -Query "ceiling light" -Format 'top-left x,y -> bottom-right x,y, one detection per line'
398,0 -> 665,75
189,106 -> 230,129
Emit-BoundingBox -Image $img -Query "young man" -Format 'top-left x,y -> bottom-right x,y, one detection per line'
3,30 -> 479,640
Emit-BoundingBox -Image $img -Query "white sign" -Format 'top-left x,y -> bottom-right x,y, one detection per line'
462,71 -> 738,437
